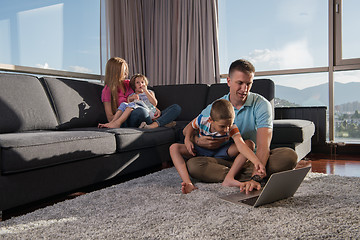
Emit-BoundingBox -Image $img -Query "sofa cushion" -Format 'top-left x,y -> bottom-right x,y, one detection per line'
272,119 -> 315,144
152,84 -> 209,121
105,127 -> 176,152
40,77 -> 107,130
0,73 -> 58,133
0,130 -> 116,174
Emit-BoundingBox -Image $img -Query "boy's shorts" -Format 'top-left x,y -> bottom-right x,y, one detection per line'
193,142 -> 233,160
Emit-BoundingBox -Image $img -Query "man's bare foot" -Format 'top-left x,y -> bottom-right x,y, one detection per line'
181,182 -> 198,194
222,177 -> 241,187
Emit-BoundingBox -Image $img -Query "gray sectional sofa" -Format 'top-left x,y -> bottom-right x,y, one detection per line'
0,72 -> 315,215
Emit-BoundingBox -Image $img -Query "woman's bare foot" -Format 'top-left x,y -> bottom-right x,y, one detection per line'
181,182 -> 198,194
138,122 -> 159,129
164,121 -> 176,128
98,122 -> 120,128
222,176 -> 241,187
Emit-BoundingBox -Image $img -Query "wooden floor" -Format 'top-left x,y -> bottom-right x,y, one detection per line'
1,153 -> 360,221
297,153 -> 360,177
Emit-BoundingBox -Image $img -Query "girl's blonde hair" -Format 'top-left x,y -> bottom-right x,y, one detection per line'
104,57 -> 129,114
129,74 -> 149,91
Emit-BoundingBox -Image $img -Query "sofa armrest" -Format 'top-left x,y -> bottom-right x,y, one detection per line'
272,119 -> 315,144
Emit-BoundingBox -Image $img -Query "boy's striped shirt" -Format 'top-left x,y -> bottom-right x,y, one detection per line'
191,114 -> 240,139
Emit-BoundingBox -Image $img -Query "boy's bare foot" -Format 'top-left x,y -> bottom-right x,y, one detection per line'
222,176 -> 241,187
181,182 -> 198,194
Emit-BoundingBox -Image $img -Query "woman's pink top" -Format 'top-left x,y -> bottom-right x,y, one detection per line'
101,80 -> 134,106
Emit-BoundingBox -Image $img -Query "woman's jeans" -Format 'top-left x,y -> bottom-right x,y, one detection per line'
155,104 -> 181,127
123,104 -> 181,128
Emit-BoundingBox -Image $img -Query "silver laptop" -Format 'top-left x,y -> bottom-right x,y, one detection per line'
220,166 -> 311,207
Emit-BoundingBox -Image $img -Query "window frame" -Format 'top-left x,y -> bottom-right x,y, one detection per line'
0,63 -> 101,80
334,0 -> 360,68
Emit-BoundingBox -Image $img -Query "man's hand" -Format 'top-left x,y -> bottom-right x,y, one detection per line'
239,180 -> 261,194
195,135 -> 228,150
254,162 -> 266,178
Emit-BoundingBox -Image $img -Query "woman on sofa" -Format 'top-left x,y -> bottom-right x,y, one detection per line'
101,57 -> 181,128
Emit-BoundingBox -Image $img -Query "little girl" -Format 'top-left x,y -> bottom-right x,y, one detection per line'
99,74 -> 159,128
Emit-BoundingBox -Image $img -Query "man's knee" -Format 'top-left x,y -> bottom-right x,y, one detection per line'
267,147 -> 298,175
186,156 -> 226,182
187,157 -> 213,174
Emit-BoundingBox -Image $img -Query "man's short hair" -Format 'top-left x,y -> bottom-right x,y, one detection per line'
228,59 -> 255,77
210,99 -> 235,122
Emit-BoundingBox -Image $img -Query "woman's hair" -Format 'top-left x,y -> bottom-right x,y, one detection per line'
104,57 -> 129,114
228,59 -> 255,77
129,74 -> 148,91
210,99 -> 235,122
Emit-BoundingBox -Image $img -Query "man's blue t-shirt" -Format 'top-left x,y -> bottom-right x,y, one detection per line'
200,92 -> 273,146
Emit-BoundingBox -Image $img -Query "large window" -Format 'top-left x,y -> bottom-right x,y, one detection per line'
0,0 -> 100,78
256,73 -> 329,107
334,70 -> 360,143
341,0 -> 360,60
218,0 -> 360,143
218,0 -> 328,74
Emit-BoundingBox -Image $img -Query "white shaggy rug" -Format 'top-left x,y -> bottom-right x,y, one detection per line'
1,167 -> 360,239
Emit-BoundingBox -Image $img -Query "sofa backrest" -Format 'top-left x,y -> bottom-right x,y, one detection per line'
152,84 -> 209,121
205,83 -> 229,105
251,78 -> 275,109
40,77 -> 107,130
153,79 -> 274,122
206,79 -> 275,109
0,73 -> 58,133
0,73 -> 275,132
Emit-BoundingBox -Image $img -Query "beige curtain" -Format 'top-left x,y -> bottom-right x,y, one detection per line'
102,0 -> 219,85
